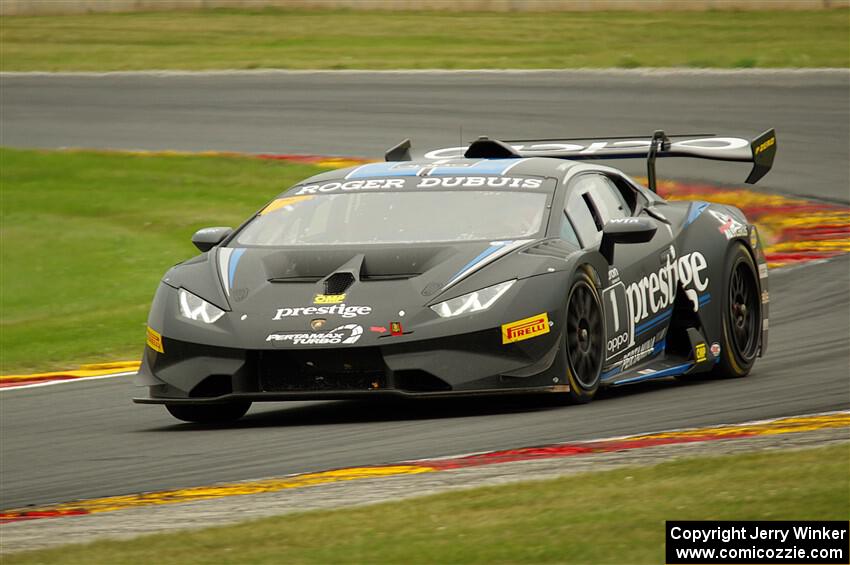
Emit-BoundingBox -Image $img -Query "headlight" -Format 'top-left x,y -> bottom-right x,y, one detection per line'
178,288 -> 225,324
430,280 -> 516,318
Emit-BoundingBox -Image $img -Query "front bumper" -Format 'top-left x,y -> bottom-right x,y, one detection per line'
133,325 -> 565,405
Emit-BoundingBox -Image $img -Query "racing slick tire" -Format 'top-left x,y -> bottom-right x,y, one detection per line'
165,401 -> 252,424
712,242 -> 761,378
562,271 -> 604,403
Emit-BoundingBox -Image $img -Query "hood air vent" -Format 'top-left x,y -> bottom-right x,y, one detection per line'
324,272 -> 356,295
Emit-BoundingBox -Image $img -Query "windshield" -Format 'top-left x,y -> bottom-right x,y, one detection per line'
235,190 -> 548,246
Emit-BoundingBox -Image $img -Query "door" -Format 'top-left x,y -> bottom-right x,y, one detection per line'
564,173 -> 675,368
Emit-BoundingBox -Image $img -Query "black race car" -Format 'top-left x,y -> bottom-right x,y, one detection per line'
134,130 -> 776,423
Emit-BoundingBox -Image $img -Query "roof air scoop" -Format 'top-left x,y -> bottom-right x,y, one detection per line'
464,136 -> 521,159
323,272 -> 355,295
385,138 -> 412,162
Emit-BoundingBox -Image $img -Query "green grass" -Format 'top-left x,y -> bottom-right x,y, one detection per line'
5,444 -> 849,564
1,8 -> 847,71
0,148 -> 329,373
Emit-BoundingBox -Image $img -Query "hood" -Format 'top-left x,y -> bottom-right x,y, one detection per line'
158,238 -> 580,348
166,238 -> 572,314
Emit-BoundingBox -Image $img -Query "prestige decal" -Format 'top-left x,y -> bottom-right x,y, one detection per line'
626,248 -> 709,326
294,176 -> 541,195
273,304 -> 371,319
502,313 -> 550,344
266,324 -> 363,346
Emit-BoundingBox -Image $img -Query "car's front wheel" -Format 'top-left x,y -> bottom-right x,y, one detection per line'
165,401 -> 251,424
562,271 -> 604,403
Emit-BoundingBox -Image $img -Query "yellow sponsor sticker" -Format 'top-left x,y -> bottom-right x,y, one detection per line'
754,137 -> 775,155
695,342 -> 707,363
502,313 -> 550,344
259,195 -> 314,216
314,294 -> 345,304
146,326 -> 164,354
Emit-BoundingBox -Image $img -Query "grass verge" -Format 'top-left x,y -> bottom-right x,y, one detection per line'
0,148 -> 329,373
1,9 -> 848,71
5,443 -> 849,564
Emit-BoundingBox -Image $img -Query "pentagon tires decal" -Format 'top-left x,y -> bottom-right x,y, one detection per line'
713,242 -> 761,378
165,402 -> 252,424
563,271 -> 604,403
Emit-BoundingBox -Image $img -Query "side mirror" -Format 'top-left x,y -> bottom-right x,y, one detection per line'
600,217 -> 657,264
191,227 -> 232,252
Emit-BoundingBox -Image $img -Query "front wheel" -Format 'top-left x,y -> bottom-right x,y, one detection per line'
712,242 -> 761,378
165,401 -> 251,424
562,271 -> 604,403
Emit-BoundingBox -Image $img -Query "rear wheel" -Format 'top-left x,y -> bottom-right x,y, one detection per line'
562,272 -> 604,403
713,243 -> 761,378
165,401 -> 251,424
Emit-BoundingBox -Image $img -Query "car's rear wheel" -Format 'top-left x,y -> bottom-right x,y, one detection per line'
165,401 -> 251,424
562,271 -> 604,403
713,243 -> 761,378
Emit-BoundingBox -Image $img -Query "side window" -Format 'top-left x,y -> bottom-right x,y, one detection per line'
588,176 -> 630,223
559,212 -> 580,247
564,174 -> 636,248
565,184 -> 601,248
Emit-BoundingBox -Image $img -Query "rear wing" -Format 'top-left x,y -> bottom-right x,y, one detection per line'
461,129 -> 777,192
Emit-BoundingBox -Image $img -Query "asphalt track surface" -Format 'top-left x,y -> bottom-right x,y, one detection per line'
1,71 -> 848,509
1,70 -> 848,203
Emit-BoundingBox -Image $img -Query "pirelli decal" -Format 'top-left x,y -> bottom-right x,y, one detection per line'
146,326 -> 164,354
502,313 -> 550,344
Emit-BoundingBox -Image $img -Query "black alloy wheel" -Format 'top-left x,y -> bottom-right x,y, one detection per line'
713,242 -> 761,378
729,262 -> 759,359
563,273 -> 604,403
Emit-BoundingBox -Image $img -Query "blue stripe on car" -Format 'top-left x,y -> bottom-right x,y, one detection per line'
427,159 -> 525,176
635,310 -> 672,335
228,248 -> 246,289
346,162 -> 422,179
444,243 -> 511,287
612,361 -> 694,386
684,201 -> 710,227
346,159 -> 526,179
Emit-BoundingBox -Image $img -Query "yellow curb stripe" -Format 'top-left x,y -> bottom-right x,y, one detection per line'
3,412 -> 847,523
1,466 -> 434,518
0,361 -> 140,382
622,413 -> 850,442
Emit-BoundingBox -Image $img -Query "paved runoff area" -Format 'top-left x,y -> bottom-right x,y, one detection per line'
1,412 -> 847,553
